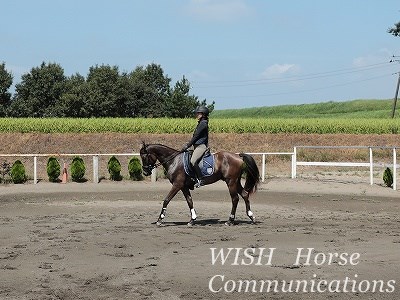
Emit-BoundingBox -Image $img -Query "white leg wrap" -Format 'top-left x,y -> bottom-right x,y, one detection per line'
160,208 -> 166,219
247,210 -> 253,217
190,208 -> 197,220
230,214 -> 235,219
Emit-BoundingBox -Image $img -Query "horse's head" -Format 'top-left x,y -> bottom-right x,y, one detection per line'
139,142 -> 157,176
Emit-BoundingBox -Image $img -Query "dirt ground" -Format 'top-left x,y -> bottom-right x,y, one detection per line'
0,179 -> 399,300
1,132 -> 400,155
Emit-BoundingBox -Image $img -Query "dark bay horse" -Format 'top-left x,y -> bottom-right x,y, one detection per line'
140,142 -> 260,226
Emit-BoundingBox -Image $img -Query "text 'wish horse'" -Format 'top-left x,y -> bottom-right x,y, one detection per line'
140,143 -> 260,226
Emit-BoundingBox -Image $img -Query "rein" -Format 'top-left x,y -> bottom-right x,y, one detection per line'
147,150 -> 184,170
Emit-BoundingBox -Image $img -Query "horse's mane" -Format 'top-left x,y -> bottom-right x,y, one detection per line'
146,143 -> 179,153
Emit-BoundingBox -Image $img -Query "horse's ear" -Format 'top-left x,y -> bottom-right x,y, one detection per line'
141,141 -> 147,152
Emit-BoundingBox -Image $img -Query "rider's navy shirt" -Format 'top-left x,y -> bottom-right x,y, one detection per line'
187,118 -> 208,148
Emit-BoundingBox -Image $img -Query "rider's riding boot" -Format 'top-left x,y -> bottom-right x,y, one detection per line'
192,164 -> 205,188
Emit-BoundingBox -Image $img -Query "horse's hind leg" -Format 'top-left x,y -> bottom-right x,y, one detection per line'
238,183 -> 255,224
181,188 -> 197,226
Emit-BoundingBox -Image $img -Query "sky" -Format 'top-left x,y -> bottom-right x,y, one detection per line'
1,0 -> 400,110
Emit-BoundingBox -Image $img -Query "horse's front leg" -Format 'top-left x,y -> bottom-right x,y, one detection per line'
225,181 -> 239,226
156,185 -> 181,226
182,188 -> 197,226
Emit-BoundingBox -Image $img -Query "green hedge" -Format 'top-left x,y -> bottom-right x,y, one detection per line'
47,157 -> 61,182
71,156 -> 86,182
11,160 -> 26,184
108,156 -> 122,181
128,156 -> 143,181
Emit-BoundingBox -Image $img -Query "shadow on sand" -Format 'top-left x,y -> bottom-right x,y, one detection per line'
152,218 -> 260,226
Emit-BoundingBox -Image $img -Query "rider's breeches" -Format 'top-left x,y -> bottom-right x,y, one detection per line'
191,144 -> 207,165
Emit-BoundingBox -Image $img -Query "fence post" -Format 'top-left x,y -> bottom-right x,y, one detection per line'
369,147 -> 373,186
393,148 -> 397,191
93,155 -> 99,183
151,168 -> 157,182
291,147 -> 297,178
261,154 -> 266,182
33,156 -> 37,184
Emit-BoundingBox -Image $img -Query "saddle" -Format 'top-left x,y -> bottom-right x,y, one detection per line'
183,148 -> 215,178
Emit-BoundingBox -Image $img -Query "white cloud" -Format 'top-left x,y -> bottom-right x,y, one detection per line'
261,63 -> 300,78
184,0 -> 252,22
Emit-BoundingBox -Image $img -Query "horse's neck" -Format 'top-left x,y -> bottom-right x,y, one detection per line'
149,145 -> 177,163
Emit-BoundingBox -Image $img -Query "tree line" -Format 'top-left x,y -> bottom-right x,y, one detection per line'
0,62 -> 214,118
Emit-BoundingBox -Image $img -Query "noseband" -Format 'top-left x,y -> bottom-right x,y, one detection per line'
141,151 -> 157,174
142,148 -> 157,173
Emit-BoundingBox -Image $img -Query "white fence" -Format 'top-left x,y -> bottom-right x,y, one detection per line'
243,152 -> 294,182
0,153 -> 139,184
0,152 -> 293,184
292,146 -> 399,190
0,147 -> 398,190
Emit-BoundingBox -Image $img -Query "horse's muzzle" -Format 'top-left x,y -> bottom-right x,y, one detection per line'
142,165 -> 153,176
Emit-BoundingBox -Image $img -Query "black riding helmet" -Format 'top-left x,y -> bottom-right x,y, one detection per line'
194,105 -> 209,116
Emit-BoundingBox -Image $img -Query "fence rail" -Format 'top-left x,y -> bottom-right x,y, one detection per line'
0,152 -> 294,184
293,146 -> 398,190
1,146 -> 399,190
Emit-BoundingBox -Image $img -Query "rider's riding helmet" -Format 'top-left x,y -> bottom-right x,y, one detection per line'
194,105 -> 209,117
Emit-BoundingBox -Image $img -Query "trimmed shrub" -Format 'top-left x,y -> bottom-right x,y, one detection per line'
108,156 -> 122,181
128,156 -> 143,181
10,160 -> 26,184
47,157 -> 61,182
383,167 -> 393,187
71,156 -> 86,182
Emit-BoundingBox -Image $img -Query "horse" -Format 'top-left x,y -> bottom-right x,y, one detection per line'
139,142 -> 260,226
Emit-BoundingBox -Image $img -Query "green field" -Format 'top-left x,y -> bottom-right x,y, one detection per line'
0,117 -> 399,134
211,99 -> 397,118
0,100 -> 399,134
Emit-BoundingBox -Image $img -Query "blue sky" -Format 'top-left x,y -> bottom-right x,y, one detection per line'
1,0 -> 399,109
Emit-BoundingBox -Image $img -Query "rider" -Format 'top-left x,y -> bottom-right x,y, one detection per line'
181,105 -> 209,188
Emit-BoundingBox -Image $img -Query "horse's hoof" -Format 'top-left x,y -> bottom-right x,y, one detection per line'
156,220 -> 163,226
187,219 -> 195,226
224,220 -> 234,226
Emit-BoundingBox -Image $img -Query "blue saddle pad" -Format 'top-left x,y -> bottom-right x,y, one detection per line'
183,151 -> 215,178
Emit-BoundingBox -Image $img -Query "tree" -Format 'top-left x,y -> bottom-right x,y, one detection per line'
5,61 -> 214,118
0,62 -> 13,116
167,76 -> 214,118
9,62 -> 66,117
52,73 -> 86,117
80,65 -> 126,117
388,21 -> 400,36
129,63 -> 171,117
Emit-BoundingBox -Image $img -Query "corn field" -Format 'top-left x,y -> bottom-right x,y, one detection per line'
0,118 -> 399,134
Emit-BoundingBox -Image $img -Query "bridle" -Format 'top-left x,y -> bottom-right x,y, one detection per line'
141,146 -> 184,174
141,155 -> 156,174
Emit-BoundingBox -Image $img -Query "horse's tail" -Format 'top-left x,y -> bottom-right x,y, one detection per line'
239,153 -> 260,194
